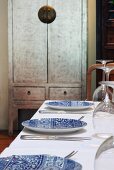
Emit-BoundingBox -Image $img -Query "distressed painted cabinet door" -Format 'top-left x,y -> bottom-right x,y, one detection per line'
48,0 -> 87,98
8,0 -> 87,134
48,0 -> 82,84
11,0 -> 47,83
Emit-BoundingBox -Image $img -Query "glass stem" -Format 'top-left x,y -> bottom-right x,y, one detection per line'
104,91 -> 110,103
106,71 -> 110,81
102,64 -> 106,81
112,90 -> 114,102
102,71 -> 105,81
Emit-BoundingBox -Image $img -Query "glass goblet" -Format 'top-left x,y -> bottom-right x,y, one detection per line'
96,59 -> 113,65
102,81 -> 114,103
93,81 -> 114,139
101,66 -> 114,81
94,136 -> 114,170
92,66 -> 114,101
92,82 -> 106,102
96,60 -> 113,81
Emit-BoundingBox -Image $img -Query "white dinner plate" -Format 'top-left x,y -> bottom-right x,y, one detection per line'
46,101 -> 94,110
22,118 -> 87,133
0,154 -> 82,170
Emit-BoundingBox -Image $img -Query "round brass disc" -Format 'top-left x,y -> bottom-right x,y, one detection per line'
38,5 -> 56,24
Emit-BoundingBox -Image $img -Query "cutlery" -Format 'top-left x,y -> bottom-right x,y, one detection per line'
20,135 -> 91,141
39,109 -> 92,114
78,116 -> 84,121
39,110 -> 77,114
65,150 -> 78,159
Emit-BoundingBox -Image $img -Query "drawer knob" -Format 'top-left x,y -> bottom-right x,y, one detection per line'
64,91 -> 67,95
27,91 -> 31,95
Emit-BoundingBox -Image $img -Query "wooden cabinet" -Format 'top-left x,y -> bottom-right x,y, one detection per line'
8,0 -> 87,134
97,0 -> 114,59
102,0 -> 114,58
96,0 -> 114,83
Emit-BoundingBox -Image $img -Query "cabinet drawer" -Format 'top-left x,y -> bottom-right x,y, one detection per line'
13,87 -> 45,100
49,87 -> 81,100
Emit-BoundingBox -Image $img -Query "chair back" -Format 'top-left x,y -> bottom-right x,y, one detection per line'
87,62 -> 114,100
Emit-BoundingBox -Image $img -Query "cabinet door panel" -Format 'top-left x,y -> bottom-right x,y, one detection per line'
12,0 -> 47,83
48,0 -> 82,84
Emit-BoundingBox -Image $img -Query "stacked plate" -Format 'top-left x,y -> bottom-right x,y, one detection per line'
45,100 -> 94,110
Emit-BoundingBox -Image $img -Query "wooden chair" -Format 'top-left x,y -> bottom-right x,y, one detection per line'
87,63 -> 102,101
87,63 -> 114,101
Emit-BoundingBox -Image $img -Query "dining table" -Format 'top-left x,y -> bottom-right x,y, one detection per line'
0,100 -> 107,170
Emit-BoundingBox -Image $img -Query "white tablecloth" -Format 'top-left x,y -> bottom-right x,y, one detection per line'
0,101 -> 105,170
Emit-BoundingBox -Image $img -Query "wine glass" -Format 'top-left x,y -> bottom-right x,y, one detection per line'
102,81 -> 114,102
93,60 -> 111,102
99,66 -> 114,81
94,136 -> 114,170
93,81 -> 114,139
92,82 -> 106,101
93,65 -> 114,101
96,60 -> 113,81
96,60 -> 113,65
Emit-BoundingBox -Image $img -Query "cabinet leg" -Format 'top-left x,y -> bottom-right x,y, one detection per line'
8,106 -> 18,136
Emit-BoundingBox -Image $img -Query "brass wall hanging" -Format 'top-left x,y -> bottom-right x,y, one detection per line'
38,5 -> 56,24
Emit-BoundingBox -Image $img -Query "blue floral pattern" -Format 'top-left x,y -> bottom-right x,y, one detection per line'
46,101 -> 94,110
47,101 -> 93,107
0,155 -> 82,170
22,118 -> 87,130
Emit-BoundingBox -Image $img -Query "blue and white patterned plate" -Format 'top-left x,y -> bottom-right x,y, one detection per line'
0,155 -> 82,170
22,118 -> 87,133
46,101 -> 94,110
